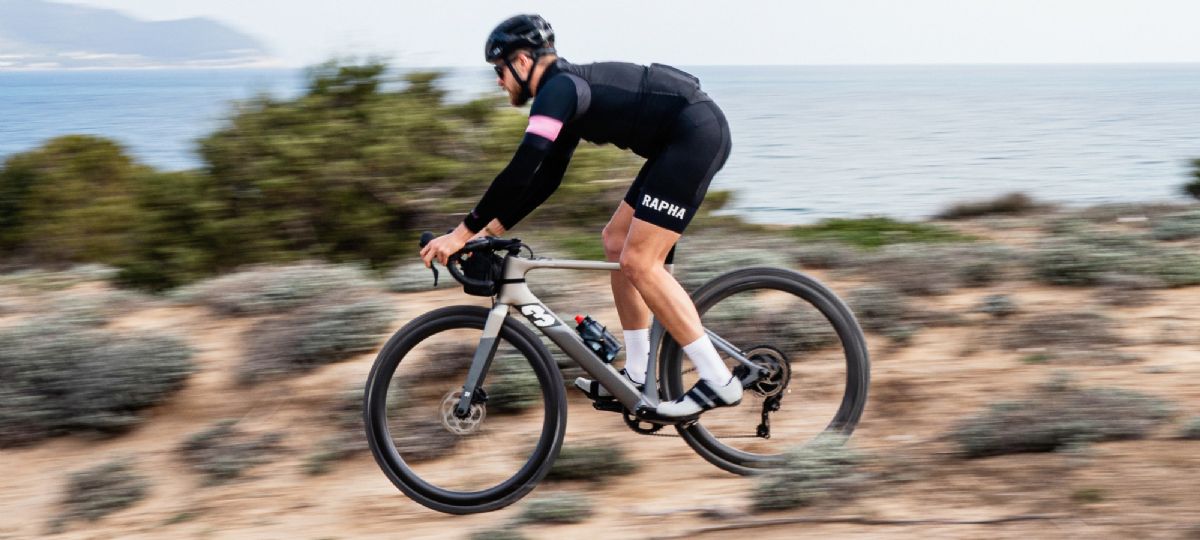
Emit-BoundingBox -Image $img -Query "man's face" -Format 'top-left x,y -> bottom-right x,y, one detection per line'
493,53 -> 532,106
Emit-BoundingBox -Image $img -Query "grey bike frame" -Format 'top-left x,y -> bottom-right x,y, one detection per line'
453,253 -> 757,417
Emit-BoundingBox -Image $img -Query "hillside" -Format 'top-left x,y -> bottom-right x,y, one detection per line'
0,0 -> 270,69
1,206 -> 1199,539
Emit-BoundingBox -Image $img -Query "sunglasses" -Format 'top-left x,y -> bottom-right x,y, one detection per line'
493,64 -> 506,78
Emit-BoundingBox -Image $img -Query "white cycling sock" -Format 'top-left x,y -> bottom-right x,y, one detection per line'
622,328 -> 649,384
683,334 -> 732,384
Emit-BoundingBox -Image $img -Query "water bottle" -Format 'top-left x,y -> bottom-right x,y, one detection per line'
574,315 -> 622,363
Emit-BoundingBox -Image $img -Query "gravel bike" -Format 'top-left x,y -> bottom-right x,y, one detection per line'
364,233 -> 869,514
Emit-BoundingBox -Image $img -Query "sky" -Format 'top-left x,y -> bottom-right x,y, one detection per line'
59,0 -> 1200,68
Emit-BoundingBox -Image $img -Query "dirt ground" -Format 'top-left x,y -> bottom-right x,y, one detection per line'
2,225 -> 1199,540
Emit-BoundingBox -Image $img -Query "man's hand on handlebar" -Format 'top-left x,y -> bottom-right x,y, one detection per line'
420,223 -> 475,268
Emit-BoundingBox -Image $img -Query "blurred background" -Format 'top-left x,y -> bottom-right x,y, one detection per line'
1,1 -> 1199,538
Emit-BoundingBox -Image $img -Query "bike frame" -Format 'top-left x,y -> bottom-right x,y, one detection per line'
453,253 -> 758,418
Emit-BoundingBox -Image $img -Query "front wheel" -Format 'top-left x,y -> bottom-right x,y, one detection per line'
660,267 -> 870,475
364,305 -> 566,514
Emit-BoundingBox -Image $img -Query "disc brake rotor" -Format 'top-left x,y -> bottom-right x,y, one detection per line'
744,345 -> 791,398
439,390 -> 486,435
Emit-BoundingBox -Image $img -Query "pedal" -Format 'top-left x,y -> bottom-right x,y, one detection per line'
591,400 -> 624,413
634,406 -> 700,426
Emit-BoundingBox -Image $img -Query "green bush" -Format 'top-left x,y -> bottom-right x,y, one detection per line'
518,493 -> 594,524
1184,159 -> 1200,200
847,285 -> 911,337
677,248 -> 792,289
752,436 -> 865,512
170,262 -> 383,316
1030,228 -> 1200,287
0,62 -> 637,290
1151,210 -> 1200,241
845,243 -> 1018,296
935,192 -> 1039,220
469,529 -> 527,540
486,355 -> 542,414
791,241 -> 863,269
977,294 -> 1018,318
1181,416 -> 1200,440
0,321 -> 194,447
238,297 -> 393,384
0,136 -> 143,262
790,217 -> 974,249
386,262 -> 447,292
1003,311 -> 1127,363
39,288 -> 153,327
546,443 -> 638,481
180,420 -> 285,484
52,458 -> 149,531
949,376 -> 1174,458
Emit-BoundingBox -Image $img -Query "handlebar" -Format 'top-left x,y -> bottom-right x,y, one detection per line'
419,231 -> 524,291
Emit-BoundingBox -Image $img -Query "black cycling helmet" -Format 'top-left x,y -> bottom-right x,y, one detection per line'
485,14 -> 556,106
484,14 -> 555,62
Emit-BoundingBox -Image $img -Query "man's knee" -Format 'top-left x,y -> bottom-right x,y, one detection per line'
618,249 -> 657,283
602,224 -> 626,262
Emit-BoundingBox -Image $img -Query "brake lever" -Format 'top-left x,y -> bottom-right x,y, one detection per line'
429,263 -> 439,287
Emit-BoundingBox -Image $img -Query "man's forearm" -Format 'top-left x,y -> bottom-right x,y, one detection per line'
471,219 -> 507,239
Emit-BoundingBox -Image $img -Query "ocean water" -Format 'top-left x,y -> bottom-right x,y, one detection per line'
3,64 -> 1199,224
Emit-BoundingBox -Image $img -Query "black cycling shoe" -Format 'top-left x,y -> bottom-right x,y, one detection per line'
573,369 -> 644,401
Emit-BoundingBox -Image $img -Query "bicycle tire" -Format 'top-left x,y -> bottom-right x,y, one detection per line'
659,267 -> 870,476
364,305 -> 567,514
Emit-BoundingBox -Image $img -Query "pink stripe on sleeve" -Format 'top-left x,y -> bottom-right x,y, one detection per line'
525,115 -> 564,142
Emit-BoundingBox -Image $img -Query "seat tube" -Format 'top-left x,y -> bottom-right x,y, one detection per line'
455,303 -> 510,417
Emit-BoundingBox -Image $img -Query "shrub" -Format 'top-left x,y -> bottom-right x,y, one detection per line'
1184,159 -> 1200,201
391,418 -> 461,462
790,217 -> 974,249
40,288 -> 154,327
1181,417 -> 1200,440
935,192 -> 1038,220
180,420 -> 285,484
52,458 -> 149,531
949,376 -> 1174,458
238,298 -> 393,384
1150,210 -> 1200,241
752,436 -> 865,512
846,244 -> 1018,296
386,262 -> 447,292
1004,312 -> 1127,363
304,382 -> 411,475
977,294 -> 1018,318
518,493 -> 594,524
546,443 -> 638,481
677,248 -> 792,289
847,285 -> 911,337
171,262 -> 383,316
1094,273 -> 1159,307
1030,228 -> 1200,287
486,355 -> 542,414
791,241 -> 863,269
0,264 -> 119,291
469,529 -> 528,540
0,321 -> 193,447
702,294 -> 840,352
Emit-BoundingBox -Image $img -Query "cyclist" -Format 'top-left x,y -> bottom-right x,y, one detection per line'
420,14 -> 737,420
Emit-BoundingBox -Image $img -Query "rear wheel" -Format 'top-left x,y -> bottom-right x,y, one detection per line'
660,267 -> 869,475
364,305 -> 566,514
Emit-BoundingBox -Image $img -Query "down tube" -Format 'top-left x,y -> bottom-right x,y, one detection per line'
513,302 -> 646,409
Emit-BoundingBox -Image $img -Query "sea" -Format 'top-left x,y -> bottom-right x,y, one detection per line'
3,64 -> 1199,224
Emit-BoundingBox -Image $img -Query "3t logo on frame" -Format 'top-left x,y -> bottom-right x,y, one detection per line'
519,304 -> 559,328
